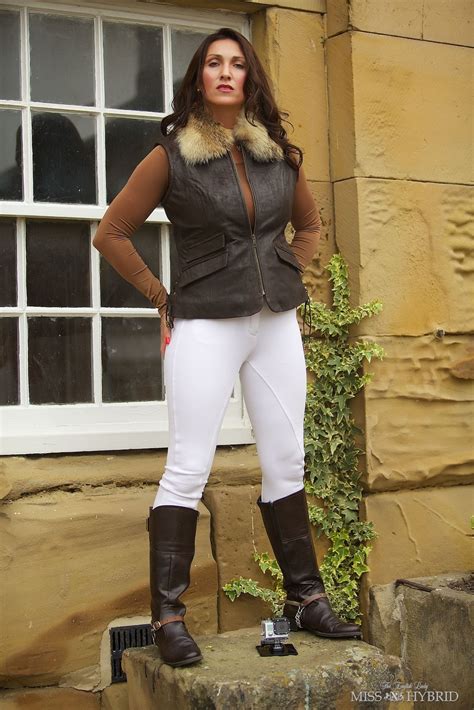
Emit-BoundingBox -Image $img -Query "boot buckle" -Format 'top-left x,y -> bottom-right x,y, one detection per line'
150,615 -> 184,643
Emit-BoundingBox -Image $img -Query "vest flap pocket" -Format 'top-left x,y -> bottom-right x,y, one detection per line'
178,251 -> 228,287
274,242 -> 304,273
183,232 -> 226,265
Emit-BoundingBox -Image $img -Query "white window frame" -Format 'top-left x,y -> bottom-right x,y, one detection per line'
0,0 -> 254,455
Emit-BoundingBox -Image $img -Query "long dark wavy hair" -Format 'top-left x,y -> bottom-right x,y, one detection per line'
161,27 -> 303,171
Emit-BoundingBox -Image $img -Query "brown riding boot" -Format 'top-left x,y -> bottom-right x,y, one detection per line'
147,504 -> 203,666
257,487 -> 362,639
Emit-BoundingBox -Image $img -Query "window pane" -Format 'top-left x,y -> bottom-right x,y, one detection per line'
26,220 -> 90,307
102,317 -> 162,402
28,317 -> 92,404
0,10 -> 21,100
0,318 -> 19,405
0,220 -> 17,307
0,110 -> 22,201
105,118 -> 160,202
104,22 -> 164,112
171,29 -> 208,97
32,111 -> 96,204
100,224 -> 161,308
29,13 -> 94,106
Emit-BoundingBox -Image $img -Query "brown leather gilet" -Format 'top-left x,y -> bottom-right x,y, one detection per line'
157,128 -> 308,322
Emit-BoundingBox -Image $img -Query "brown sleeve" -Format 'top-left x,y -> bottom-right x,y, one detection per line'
289,165 -> 322,270
92,145 -> 170,317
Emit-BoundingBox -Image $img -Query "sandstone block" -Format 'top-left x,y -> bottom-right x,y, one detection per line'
328,0 -> 422,39
122,627 -> 412,710
0,487 -> 217,688
335,179 -> 474,335
0,687 -> 100,709
328,32 -> 472,183
252,7 -> 328,181
422,0 -> 473,46
100,683 -> 129,710
356,335 -> 474,491
327,0 -> 473,47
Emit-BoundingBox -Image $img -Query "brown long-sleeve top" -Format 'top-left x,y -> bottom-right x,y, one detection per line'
92,144 -> 322,317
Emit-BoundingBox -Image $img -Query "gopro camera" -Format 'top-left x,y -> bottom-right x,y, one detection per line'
256,617 -> 297,657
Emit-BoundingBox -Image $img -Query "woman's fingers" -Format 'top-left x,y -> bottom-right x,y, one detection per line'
160,317 -> 171,356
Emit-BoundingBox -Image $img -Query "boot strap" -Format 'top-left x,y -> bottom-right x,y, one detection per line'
285,592 -> 328,609
152,615 -> 185,630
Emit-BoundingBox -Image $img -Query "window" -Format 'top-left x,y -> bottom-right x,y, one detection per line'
0,1 -> 252,454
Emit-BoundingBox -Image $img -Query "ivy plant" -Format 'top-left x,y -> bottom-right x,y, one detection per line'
222,254 -> 384,623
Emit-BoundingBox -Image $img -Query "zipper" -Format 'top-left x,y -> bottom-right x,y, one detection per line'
251,233 -> 265,295
228,147 -> 265,296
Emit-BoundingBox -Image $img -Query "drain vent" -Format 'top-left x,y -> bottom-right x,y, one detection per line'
109,623 -> 153,683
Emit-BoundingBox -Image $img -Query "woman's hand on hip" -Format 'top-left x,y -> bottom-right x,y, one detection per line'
160,314 -> 171,356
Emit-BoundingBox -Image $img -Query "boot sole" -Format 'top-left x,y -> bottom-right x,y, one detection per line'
312,630 -> 362,639
165,653 -> 203,667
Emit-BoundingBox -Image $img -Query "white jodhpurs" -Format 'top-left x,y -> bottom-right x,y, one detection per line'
152,301 -> 307,510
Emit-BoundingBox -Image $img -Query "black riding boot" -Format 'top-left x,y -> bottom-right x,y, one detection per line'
147,504 -> 203,666
257,488 -> 362,639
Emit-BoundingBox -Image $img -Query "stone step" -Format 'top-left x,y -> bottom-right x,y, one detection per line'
122,627 -> 413,710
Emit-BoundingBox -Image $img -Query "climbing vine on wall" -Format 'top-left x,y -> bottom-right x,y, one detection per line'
223,254 -> 384,623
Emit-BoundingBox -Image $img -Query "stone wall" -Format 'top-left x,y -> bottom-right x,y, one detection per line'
325,0 -> 473,637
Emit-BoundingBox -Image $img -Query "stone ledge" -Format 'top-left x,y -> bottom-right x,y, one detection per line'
368,571 -> 473,657
0,445 -> 261,501
122,627 -> 412,710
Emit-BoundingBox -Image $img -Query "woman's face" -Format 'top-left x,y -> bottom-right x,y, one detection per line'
201,38 -> 247,110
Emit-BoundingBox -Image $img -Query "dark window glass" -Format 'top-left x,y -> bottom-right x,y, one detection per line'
105,117 -> 160,202
29,13 -> 94,106
0,10 -> 21,100
0,220 -> 17,307
171,29 -> 208,97
0,110 -> 22,201
26,220 -> 90,307
102,317 -> 162,402
100,223 -> 161,308
32,111 -> 96,204
104,22 -> 164,112
0,318 -> 19,405
28,317 -> 92,404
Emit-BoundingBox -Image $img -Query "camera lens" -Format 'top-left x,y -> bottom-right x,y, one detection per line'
274,618 -> 290,634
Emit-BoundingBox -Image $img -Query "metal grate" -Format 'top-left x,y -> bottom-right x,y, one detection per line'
109,624 -> 153,683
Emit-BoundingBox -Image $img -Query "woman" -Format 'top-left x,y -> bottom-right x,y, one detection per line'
93,27 -> 362,668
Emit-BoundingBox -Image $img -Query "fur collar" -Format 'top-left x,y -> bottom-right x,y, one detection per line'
176,106 -> 284,165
